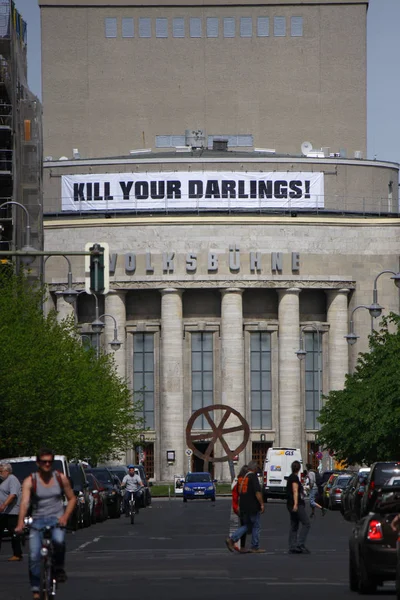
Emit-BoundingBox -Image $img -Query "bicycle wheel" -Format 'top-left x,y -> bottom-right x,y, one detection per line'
130,501 -> 135,525
39,557 -> 51,600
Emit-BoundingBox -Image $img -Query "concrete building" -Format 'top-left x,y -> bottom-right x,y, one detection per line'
40,0 -> 400,481
39,0 -> 368,160
0,0 -> 42,273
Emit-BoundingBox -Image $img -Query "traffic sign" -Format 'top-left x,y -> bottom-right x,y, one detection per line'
185,448 -> 193,457
316,451 -> 323,460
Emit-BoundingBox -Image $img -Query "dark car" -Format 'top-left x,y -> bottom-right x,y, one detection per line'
349,481 -> 400,594
361,462 -> 400,517
329,474 -> 352,510
86,472 -> 108,523
86,467 -> 122,518
341,473 -> 359,520
342,470 -> 371,522
68,462 -> 91,530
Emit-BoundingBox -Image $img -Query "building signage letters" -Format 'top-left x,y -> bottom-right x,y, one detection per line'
107,249 -> 301,275
62,171 -> 324,211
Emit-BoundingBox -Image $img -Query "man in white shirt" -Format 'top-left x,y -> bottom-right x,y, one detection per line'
121,466 -> 144,515
0,463 -> 22,561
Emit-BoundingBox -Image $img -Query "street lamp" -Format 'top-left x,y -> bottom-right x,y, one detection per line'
44,255 -> 79,305
372,269 -> 400,316
0,200 -> 37,265
91,312 -> 122,356
344,305 -> 375,345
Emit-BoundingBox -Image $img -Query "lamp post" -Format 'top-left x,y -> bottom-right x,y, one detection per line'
91,312 -> 122,358
44,255 -> 79,306
0,200 -> 37,265
296,324 -> 322,431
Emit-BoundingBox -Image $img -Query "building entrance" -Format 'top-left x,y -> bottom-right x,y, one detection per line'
191,442 -> 214,478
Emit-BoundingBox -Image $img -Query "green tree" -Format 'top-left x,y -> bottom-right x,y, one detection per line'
318,313 -> 400,465
0,269 -> 144,463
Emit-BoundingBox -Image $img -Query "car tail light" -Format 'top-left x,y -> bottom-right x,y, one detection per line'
263,471 -> 267,486
367,520 -> 383,541
335,489 -> 342,494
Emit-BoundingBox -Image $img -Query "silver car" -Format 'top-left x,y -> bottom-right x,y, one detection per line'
328,474 -> 352,510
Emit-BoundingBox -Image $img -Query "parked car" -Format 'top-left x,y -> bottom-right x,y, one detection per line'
328,473 -> 352,510
68,462 -> 91,530
86,467 -> 122,518
361,462 -> 400,517
341,473 -> 359,520
2,455 -> 70,482
86,472 -> 108,523
342,469 -> 371,522
183,472 -> 216,502
349,481 -> 400,594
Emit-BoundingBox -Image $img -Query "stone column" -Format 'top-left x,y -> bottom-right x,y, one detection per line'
278,288 -> 301,448
220,288 -> 244,477
104,291 -> 126,380
55,292 -> 75,323
160,288 -> 184,481
326,288 -> 350,391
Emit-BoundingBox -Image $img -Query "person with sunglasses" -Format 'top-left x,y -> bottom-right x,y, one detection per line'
15,448 -> 75,600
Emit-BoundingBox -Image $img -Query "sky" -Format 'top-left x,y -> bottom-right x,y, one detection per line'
13,0 -> 400,166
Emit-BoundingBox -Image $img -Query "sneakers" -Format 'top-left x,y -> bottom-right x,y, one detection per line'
298,546 -> 311,554
250,548 -> 266,553
309,511 -> 315,518
288,548 -> 302,554
225,537 -> 235,553
8,555 -> 22,562
321,508 -> 326,516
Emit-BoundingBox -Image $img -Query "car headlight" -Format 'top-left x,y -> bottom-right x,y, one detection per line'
207,485 -> 214,491
184,486 -> 190,491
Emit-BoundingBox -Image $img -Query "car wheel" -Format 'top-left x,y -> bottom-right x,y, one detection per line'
183,497 -> 187,503
358,556 -> 377,594
349,546 -> 358,592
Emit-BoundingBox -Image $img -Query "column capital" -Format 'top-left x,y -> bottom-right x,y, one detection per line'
220,287 -> 243,297
326,288 -> 350,297
277,287 -> 301,298
107,289 -> 127,297
160,287 -> 183,297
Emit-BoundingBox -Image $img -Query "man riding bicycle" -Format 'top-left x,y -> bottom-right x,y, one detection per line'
15,448 -> 75,600
121,466 -> 144,515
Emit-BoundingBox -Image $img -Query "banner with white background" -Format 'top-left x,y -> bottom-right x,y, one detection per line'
61,171 -> 324,211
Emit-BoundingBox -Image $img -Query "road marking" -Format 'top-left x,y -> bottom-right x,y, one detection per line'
73,536 -> 102,552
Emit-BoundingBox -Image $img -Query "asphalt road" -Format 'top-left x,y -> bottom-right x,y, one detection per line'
1,498 -> 396,600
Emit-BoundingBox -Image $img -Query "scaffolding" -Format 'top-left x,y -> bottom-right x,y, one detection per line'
0,0 -> 42,276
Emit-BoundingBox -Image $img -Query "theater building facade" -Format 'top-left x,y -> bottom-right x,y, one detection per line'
43,152 -> 400,481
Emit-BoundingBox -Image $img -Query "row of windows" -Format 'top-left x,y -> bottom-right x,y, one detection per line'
131,331 -> 322,432
156,134 -> 254,149
105,16 -> 303,39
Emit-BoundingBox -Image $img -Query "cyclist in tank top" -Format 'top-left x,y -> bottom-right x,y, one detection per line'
16,448 -> 75,600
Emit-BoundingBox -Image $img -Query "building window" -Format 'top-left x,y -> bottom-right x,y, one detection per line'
133,333 -> 155,430
257,16 -> 269,37
223,17 -> 235,38
173,17 -> 185,38
240,17 -> 252,38
122,18 -> 134,38
105,18 -> 117,38
156,135 -> 186,148
206,17 -> 219,38
139,18 -> 151,38
191,332 -> 213,430
274,16 -> 286,37
190,17 -> 202,38
291,16 -> 303,37
207,134 -> 253,149
305,331 -> 322,430
250,332 -> 272,429
156,18 -> 168,38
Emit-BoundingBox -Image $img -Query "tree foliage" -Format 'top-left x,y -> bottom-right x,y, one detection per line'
0,269 -> 144,463
318,313 -> 400,465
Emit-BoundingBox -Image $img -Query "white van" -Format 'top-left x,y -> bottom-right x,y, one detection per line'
263,447 -> 303,500
1,455 -> 70,482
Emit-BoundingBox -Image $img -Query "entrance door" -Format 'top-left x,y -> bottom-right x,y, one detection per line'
191,442 -> 214,478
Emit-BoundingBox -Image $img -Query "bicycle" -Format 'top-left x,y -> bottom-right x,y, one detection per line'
126,491 -> 136,525
26,519 -> 65,600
